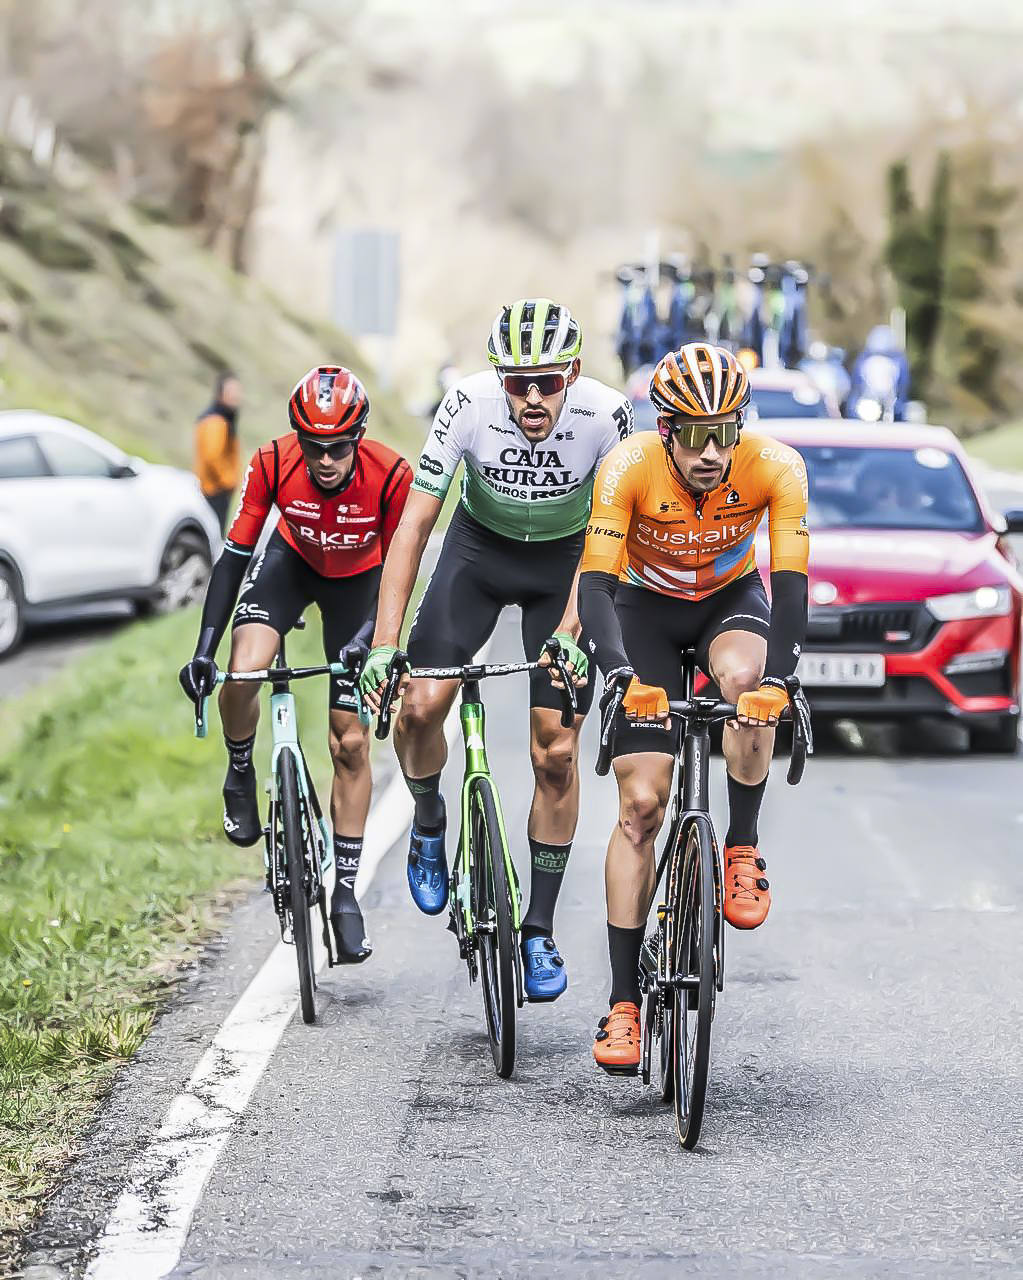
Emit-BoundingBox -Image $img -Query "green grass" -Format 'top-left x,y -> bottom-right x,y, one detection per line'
0,605 -> 327,1267
962,418 -> 1023,472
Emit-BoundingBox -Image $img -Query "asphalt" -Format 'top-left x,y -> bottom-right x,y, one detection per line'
24,607 -> 1023,1280
0,607 -> 131,701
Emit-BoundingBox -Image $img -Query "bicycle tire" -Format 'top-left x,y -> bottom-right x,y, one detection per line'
669,820 -> 716,1149
469,776 -> 516,1078
279,750 -> 317,1025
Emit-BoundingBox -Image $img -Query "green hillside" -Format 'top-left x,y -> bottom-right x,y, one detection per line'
0,140 -> 416,464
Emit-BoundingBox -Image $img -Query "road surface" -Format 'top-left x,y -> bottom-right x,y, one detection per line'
23,607 -> 1023,1280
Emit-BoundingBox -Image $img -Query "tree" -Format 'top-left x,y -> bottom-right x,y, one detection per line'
883,154 -> 948,398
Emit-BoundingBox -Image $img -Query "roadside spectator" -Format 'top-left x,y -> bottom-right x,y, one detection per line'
194,371 -> 243,532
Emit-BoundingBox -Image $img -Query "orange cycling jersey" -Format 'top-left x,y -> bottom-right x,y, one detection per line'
582,431 -> 808,600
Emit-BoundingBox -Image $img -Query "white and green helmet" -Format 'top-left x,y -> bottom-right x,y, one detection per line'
487,298 -> 583,368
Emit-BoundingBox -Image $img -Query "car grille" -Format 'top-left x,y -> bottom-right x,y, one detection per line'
806,603 -> 937,652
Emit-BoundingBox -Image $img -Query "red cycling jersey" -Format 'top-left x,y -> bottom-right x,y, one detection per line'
227,435 -> 412,578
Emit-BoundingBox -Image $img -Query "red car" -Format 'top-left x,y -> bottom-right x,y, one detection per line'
748,420 -> 1023,752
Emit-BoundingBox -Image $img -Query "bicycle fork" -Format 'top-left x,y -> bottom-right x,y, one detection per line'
266,690 -> 334,955
452,691 -> 523,997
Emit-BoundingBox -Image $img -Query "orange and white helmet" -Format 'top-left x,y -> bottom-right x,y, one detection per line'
649,343 -> 751,421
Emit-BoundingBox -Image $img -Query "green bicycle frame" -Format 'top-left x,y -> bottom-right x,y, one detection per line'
453,691 -> 522,936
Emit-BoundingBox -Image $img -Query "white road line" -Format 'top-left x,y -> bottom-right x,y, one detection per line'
86,636 -> 494,1280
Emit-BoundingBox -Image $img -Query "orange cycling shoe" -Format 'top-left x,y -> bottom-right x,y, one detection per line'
593,1001 -> 641,1076
723,844 -> 771,929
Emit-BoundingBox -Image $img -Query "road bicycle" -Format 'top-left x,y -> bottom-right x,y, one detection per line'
596,651 -> 812,1149
192,621 -> 362,1024
376,638 -> 576,1078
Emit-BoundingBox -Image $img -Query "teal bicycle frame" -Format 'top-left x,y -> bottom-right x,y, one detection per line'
194,655 -> 367,885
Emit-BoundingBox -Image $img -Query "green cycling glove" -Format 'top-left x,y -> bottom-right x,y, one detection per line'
359,644 -> 399,698
549,631 -> 589,683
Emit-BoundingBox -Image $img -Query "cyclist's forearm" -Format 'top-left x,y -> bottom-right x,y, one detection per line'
372,523 -> 429,647
578,570 -> 629,674
765,570 -> 808,680
554,557 -> 584,639
194,543 -> 251,659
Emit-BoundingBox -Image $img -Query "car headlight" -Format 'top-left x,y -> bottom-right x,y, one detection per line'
926,586 -> 1012,621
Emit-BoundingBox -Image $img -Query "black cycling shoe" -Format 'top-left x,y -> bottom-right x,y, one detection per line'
222,765 -> 262,847
330,907 -> 372,964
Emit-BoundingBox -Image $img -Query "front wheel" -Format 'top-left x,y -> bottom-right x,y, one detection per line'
668,821 -> 716,1150
469,777 -> 516,1078
279,750 -> 317,1025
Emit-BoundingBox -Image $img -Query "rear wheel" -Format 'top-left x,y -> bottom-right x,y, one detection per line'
141,529 -> 211,616
668,822 -> 716,1150
0,562 -> 24,659
970,714 -> 1020,755
279,750 -> 316,1025
470,777 -> 516,1078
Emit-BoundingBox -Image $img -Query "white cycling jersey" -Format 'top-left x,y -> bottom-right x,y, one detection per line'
412,369 -> 634,541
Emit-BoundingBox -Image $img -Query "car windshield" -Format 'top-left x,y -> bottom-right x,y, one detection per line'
751,388 -> 829,419
800,444 -> 984,532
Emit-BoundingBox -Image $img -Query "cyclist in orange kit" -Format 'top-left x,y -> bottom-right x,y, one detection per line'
577,342 -> 809,1075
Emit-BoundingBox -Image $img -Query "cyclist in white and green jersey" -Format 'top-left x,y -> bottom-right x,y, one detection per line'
361,299 -> 633,1001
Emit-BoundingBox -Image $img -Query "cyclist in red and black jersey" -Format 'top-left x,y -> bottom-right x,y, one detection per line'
179,366 -> 412,962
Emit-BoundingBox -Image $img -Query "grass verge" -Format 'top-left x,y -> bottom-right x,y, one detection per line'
0,605 -> 326,1272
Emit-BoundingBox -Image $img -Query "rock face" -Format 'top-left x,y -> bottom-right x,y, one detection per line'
0,140 -> 415,466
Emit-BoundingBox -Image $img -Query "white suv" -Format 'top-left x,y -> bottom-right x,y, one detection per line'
0,411 -> 221,657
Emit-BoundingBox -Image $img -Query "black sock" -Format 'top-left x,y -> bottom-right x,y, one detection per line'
331,834 -> 363,914
607,922 -> 645,1008
224,732 -> 255,775
403,771 -> 445,834
725,774 -> 767,847
521,838 -> 572,941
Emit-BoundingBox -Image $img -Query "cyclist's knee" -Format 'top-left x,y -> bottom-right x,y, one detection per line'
329,721 -> 369,774
618,785 -> 666,848
717,663 -> 763,706
394,685 -> 446,744
530,732 -> 577,794
228,625 -> 279,673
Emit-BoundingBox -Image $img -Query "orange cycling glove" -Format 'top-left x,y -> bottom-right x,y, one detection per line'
736,678 -> 789,726
623,676 -> 670,722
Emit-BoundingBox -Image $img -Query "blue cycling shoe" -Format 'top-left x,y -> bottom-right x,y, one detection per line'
407,820 -> 449,915
521,935 -> 568,1002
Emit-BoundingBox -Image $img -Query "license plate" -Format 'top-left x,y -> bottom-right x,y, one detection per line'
797,653 -> 885,687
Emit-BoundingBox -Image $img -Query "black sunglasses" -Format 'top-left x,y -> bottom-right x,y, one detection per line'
499,370 -> 570,397
297,433 -> 361,461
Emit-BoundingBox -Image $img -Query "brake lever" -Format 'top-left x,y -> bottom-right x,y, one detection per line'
543,637 -> 578,728
595,683 -> 626,778
193,671 -> 225,739
783,675 -> 813,785
375,649 -> 409,741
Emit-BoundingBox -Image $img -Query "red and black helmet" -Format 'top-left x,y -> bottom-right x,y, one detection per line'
288,366 -> 370,439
